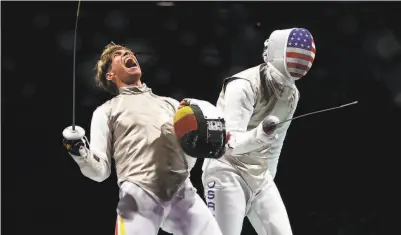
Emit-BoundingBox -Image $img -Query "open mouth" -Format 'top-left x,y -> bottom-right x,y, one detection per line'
124,57 -> 137,68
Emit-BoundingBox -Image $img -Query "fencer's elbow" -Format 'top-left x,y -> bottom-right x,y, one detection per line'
91,176 -> 108,183
80,165 -> 111,183
84,171 -> 110,182
90,168 -> 111,182
267,157 -> 279,179
270,171 -> 277,180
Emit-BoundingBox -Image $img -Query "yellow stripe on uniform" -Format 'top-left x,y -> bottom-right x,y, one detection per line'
174,106 -> 194,123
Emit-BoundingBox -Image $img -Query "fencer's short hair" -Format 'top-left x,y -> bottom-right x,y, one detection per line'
95,42 -> 132,95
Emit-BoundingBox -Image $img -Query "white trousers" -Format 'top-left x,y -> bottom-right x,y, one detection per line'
115,179 -> 222,235
202,159 -> 292,235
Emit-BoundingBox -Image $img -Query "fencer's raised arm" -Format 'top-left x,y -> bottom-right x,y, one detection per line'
69,105 -> 112,182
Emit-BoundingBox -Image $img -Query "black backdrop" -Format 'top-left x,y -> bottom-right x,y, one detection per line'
2,1 -> 401,235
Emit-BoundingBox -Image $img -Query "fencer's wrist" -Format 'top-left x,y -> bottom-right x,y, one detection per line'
71,153 -> 86,162
178,98 -> 192,109
262,115 -> 279,135
182,98 -> 204,106
256,124 -> 277,142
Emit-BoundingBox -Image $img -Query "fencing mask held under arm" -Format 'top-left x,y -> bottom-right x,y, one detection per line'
174,100 -> 227,159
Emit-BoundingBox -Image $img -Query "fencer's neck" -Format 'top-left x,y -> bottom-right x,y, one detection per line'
119,82 -> 149,94
266,63 -> 295,87
131,80 -> 143,87
265,63 -> 295,101
117,79 -> 142,89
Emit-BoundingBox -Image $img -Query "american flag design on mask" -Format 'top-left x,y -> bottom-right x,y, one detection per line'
286,28 -> 316,79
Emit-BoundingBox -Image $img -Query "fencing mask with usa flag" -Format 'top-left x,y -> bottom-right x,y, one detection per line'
262,28 -> 316,100
263,28 -> 316,81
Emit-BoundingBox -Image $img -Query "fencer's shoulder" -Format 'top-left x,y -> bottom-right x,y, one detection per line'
159,96 -> 179,105
93,100 -> 113,118
231,64 -> 262,80
98,99 -> 112,109
159,96 -> 180,111
225,78 -> 253,92
223,64 -> 262,94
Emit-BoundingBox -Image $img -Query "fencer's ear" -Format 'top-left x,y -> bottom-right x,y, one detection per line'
106,72 -> 113,81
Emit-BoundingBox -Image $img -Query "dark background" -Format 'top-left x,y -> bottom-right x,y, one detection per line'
2,1 -> 401,235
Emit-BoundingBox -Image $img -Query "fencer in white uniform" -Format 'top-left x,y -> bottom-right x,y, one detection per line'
200,28 -> 316,235
62,43 -> 221,235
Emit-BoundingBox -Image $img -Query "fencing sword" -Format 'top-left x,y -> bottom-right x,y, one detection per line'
232,101 -> 359,155
263,101 -> 359,132
72,0 -> 81,132
277,101 -> 358,126
62,0 -> 85,141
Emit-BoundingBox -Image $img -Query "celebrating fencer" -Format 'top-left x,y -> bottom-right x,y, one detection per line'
194,27 -> 316,235
62,43 -> 222,235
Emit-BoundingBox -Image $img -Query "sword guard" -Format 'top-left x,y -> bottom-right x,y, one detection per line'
63,126 -> 85,140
